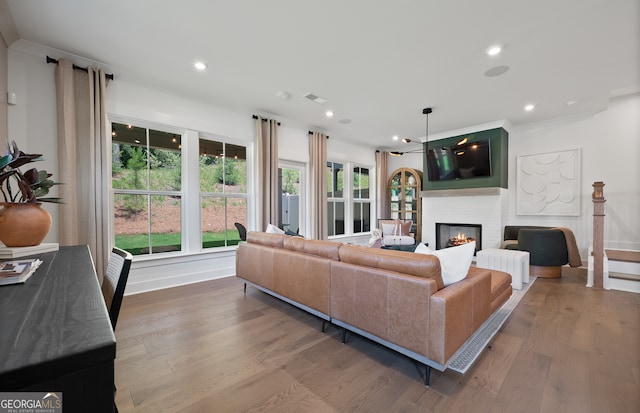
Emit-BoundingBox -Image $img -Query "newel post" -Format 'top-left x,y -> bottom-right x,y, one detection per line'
592,181 -> 606,289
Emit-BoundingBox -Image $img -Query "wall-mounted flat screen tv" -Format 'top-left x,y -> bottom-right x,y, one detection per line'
426,139 -> 491,181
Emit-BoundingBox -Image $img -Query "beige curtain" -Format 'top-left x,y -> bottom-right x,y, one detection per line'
55,59 -> 110,284
309,132 -> 328,240
376,150 -> 389,220
256,117 -> 279,231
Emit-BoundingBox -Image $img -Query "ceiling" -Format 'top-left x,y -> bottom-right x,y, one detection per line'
3,0 -> 639,150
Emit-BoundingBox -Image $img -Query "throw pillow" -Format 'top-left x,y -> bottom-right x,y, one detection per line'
266,223 -> 285,234
369,228 -> 382,247
381,223 -> 397,236
414,243 -> 433,254
415,241 -> 475,286
400,220 -> 413,236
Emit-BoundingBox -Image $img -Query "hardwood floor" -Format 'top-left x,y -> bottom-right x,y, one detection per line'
114,267 -> 640,412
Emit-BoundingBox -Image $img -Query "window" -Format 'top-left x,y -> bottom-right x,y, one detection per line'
199,139 -> 247,249
353,166 -> 371,233
279,162 -> 304,234
111,121 -> 248,256
327,162 -> 345,236
112,123 -> 182,255
326,161 -> 372,237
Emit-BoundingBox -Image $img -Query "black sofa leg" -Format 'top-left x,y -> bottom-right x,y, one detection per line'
424,365 -> 431,386
341,328 -> 347,343
321,320 -> 326,333
243,283 -> 247,294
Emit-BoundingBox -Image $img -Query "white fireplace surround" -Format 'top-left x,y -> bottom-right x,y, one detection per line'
422,188 -> 508,251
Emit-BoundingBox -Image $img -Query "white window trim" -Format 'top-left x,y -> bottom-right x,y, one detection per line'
327,160 -> 374,238
108,116 -> 250,259
279,160 -> 306,235
195,135 -> 249,251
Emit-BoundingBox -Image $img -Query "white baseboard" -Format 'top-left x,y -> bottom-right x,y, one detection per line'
124,249 -> 237,295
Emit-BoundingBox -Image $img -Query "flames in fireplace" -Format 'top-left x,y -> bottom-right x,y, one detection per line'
447,233 -> 476,247
436,223 -> 482,252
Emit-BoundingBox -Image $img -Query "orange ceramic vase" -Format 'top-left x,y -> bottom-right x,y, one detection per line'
0,203 -> 52,247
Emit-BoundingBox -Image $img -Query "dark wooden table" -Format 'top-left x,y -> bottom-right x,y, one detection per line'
0,245 -> 116,413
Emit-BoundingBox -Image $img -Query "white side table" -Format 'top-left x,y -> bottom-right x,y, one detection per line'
477,248 -> 530,290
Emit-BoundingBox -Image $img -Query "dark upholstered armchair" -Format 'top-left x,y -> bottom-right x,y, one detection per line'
503,226 -> 582,278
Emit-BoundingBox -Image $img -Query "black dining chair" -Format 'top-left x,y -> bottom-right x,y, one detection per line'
101,247 -> 133,331
100,247 -> 132,413
234,222 -> 247,241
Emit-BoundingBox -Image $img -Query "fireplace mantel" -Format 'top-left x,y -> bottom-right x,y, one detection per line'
421,187 -> 506,197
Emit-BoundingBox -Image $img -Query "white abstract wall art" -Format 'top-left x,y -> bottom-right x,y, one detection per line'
516,148 -> 581,216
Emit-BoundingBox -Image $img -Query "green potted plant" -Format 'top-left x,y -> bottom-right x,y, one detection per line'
0,140 -> 62,247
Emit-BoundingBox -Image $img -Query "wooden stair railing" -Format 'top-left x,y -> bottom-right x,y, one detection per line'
592,181 -> 606,289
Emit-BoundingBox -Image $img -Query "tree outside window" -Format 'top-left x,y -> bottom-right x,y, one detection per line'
200,140 -> 247,248
112,123 -> 182,255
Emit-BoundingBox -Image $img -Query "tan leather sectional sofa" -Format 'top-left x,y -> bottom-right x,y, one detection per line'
236,231 -> 512,384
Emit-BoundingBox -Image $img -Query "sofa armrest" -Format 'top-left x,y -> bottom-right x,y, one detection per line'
236,242 -> 276,291
428,269 -> 492,364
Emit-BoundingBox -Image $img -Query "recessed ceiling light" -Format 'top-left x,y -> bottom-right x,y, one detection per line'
524,104 -> 535,111
566,100 -> 578,106
194,61 -> 207,71
486,45 -> 502,56
392,135 -> 399,141
326,110 -> 334,118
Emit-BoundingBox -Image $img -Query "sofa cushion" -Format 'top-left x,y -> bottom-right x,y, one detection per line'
246,231 -> 286,249
283,237 -> 342,260
382,235 -> 415,246
415,242 -> 476,286
501,240 -> 519,249
339,244 -> 444,290
488,269 -> 512,303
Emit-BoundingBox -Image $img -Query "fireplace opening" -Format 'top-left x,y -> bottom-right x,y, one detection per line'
436,223 -> 482,253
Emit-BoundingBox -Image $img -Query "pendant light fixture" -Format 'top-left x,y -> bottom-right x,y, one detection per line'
423,107 -> 432,174
388,107 -> 432,157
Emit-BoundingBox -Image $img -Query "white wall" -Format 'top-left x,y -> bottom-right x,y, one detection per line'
508,94 -> 640,253
7,46 -> 59,241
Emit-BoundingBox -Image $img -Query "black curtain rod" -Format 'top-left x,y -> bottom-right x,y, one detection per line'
252,115 -> 281,126
46,56 -> 114,80
308,131 -> 329,139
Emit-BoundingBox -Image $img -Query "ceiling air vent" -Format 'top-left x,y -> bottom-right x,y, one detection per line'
303,93 -> 328,104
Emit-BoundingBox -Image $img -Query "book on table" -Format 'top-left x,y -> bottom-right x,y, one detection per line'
0,243 -> 59,259
0,258 -> 43,285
